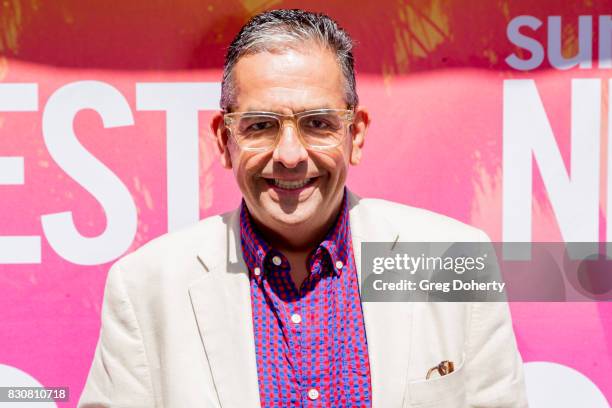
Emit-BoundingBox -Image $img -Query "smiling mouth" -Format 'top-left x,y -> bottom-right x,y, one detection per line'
262,177 -> 318,190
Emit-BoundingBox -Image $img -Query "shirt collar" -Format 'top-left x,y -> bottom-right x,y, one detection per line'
240,188 -> 350,282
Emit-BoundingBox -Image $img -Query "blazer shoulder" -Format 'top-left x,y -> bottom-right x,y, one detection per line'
355,197 -> 488,241
111,210 -> 234,284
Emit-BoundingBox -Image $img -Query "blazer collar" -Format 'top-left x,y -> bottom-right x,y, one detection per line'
189,190 -> 413,407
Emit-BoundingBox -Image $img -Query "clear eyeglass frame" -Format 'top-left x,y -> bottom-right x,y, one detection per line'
222,108 -> 355,152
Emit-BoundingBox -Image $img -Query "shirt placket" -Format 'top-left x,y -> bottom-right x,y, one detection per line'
301,251 -> 331,407
275,252 -> 327,407
286,298 -> 305,406
265,253 -> 304,406
290,259 -> 322,406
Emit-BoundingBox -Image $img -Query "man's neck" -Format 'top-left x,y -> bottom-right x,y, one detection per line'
253,209 -> 338,254
250,196 -> 344,255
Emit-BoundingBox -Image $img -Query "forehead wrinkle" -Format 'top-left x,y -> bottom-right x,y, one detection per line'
236,63 -> 342,94
242,85 -> 342,114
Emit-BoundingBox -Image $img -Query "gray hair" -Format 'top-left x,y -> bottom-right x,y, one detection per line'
220,9 -> 358,111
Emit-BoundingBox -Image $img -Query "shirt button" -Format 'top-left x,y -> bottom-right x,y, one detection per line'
253,267 -> 261,276
307,388 -> 319,400
291,313 -> 302,324
335,260 -> 344,270
272,256 -> 282,266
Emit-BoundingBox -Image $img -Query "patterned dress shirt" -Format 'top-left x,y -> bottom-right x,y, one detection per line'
239,189 -> 372,407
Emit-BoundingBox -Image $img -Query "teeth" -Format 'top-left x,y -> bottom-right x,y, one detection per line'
273,178 -> 311,189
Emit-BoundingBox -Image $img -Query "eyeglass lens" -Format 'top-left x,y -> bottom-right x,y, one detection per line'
233,112 -> 346,149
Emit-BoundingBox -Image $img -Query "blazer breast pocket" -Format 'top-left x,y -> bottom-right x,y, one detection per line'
403,359 -> 467,408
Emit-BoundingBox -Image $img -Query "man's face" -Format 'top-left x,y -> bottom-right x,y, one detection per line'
213,44 -> 368,237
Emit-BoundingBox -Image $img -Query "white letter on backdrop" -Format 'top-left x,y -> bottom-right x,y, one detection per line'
136,82 -> 220,231
41,81 -> 137,265
0,84 -> 41,264
503,79 -> 600,258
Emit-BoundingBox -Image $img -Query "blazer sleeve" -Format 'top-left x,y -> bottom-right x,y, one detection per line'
463,233 -> 528,407
78,262 -> 156,408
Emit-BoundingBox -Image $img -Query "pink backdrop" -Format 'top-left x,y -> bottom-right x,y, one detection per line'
0,1 -> 611,406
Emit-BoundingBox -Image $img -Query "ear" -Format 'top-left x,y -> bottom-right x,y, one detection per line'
210,112 -> 232,169
349,107 -> 370,165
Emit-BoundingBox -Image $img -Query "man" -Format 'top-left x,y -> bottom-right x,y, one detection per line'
79,9 -> 527,408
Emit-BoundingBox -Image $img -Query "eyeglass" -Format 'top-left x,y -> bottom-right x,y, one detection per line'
223,108 -> 355,151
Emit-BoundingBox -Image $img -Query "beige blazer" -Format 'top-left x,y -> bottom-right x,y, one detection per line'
79,191 -> 528,408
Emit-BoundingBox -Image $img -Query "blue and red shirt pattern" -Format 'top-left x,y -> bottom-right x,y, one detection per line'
240,190 -> 372,407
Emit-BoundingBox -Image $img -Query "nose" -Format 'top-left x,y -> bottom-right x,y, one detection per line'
272,123 -> 308,168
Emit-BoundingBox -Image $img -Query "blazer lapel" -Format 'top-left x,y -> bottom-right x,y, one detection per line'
348,191 -> 414,407
189,209 -> 261,408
